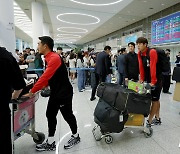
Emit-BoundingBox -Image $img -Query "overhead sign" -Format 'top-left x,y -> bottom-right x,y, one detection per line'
151,11 -> 180,45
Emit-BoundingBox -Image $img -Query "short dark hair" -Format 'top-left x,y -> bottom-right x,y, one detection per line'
120,48 -> 126,52
39,36 -> 54,51
57,47 -> 62,50
166,49 -> 170,52
117,49 -> 121,53
104,46 -> 111,51
30,49 -> 35,51
136,37 -> 148,44
26,47 -> 30,49
128,42 -> 135,47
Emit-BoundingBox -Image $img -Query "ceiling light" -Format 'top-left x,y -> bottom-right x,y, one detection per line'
14,7 -> 21,10
57,27 -> 88,33
14,10 -> 24,14
14,1 -> 32,37
57,34 -> 81,39
14,14 -> 27,17
69,0 -> 123,6
56,13 -> 100,25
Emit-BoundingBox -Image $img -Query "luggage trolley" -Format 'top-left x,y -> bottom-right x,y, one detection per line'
11,93 -> 45,145
92,115 -> 153,144
92,82 -> 153,144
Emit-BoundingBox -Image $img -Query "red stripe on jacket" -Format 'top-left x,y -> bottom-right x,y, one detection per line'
31,52 -> 61,93
137,48 -> 158,85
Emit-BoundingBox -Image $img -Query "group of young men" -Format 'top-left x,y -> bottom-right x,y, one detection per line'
94,37 -> 170,129
2,36 -> 171,153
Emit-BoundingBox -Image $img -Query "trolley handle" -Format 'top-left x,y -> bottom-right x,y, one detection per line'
10,99 -> 21,104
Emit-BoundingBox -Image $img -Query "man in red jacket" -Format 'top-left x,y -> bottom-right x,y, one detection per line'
28,36 -> 80,151
136,37 -> 162,127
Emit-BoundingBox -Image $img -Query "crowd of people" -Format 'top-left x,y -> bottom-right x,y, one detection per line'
1,35 -> 180,152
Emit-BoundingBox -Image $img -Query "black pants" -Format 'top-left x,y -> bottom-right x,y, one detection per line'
118,73 -> 125,86
0,106 -> 12,154
162,75 -> 170,93
91,73 -> 106,99
46,96 -> 77,137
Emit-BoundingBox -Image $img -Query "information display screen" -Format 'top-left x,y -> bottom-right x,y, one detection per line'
151,12 -> 180,45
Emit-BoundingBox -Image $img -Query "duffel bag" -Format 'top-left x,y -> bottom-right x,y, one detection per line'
126,89 -> 151,117
97,82 -> 128,111
94,98 -> 128,133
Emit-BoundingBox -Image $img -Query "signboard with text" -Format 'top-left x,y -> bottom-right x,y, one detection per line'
151,12 -> 180,45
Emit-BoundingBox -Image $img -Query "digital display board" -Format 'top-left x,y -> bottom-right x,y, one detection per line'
151,12 -> 180,45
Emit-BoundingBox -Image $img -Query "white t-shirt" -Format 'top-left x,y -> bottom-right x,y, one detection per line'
77,59 -> 84,68
83,57 -> 89,67
90,58 -> 95,67
69,58 -> 76,68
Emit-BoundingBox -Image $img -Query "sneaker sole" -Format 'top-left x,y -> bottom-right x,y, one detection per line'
64,140 -> 80,150
36,148 -> 56,151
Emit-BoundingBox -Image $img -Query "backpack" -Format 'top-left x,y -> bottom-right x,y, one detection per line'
147,48 -> 170,73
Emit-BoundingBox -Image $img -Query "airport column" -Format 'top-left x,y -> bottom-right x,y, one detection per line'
32,1 -> 43,50
43,22 -> 50,36
0,0 -> 16,52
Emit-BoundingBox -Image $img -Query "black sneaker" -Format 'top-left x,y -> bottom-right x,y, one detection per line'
90,97 -> 96,101
64,134 -> 80,149
151,117 -> 162,125
146,120 -> 152,128
36,139 -> 56,151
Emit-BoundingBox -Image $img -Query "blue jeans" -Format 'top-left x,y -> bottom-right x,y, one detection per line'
106,74 -> 111,83
77,70 -> 85,91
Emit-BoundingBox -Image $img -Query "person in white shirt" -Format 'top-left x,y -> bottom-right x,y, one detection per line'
77,52 -> 85,92
14,49 -> 20,63
69,53 -> 76,83
83,52 -> 90,86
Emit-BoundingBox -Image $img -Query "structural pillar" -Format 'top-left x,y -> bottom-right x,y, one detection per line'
0,0 -> 16,53
32,2 -> 43,50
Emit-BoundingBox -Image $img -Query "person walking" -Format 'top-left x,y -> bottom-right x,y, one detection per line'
28,36 -> 80,151
136,37 -> 162,127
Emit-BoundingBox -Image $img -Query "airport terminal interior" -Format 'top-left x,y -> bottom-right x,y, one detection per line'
0,0 -> 180,154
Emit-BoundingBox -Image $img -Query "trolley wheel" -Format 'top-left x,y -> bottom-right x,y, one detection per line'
33,132 -> 45,144
144,127 -> 153,138
105,135 -> 113,144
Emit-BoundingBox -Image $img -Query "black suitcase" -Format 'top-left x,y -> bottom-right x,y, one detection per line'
94,99 -> 128,133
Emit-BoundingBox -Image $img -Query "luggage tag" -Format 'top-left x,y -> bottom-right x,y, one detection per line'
119,114 -> 123,122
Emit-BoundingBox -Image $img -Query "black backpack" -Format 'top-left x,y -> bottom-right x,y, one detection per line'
147,48 -> 170,73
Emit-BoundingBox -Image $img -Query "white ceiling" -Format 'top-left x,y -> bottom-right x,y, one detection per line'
15,0 -> 180,45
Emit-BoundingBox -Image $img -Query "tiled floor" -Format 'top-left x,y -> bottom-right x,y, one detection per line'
14,81 -> 180,154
